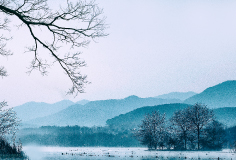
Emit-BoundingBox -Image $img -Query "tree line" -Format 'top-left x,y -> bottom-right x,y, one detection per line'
134,103 -> 228,151
17,118 -> 236,150
18,125 -> 139,147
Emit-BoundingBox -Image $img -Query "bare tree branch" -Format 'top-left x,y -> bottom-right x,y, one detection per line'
0,0 -> 107,95
0,66 -> 7,77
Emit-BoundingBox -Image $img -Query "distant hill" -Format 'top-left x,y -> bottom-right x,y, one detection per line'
184,80 -> 236,108
155,91 -> 196,101
106,103 -> 190,130
13,100 -> 75,122
76,99 -> 90,105
214,107 -> 236,127
24,96 -> 182,127
106,104 -> 236,130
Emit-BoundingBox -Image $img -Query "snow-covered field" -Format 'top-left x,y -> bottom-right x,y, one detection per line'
23,146 -> 235,160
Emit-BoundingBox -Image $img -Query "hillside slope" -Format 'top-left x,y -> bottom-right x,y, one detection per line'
13,100 -> 75,122
155,91 -> 196,101
184,80 -> 236,108
214,107 -> 236,127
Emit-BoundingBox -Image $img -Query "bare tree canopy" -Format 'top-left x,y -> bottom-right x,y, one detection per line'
0,0 -> 107,95
0,101 -> 19,136
135,111 -> 166,150
0,66 -> 7,77
186,103 -> 214,150
170,109 -> 191,150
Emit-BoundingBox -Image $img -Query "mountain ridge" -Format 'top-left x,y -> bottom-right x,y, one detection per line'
155,91 -> 197,101
23,97 -> 182,127
184,80 -> 236,108
14,80 -> 236,127
13,100 -> 75,122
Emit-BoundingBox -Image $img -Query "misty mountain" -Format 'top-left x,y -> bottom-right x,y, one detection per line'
24,96 -> 182,127
76,99 -> 90,105
214,107 -> 236,127
13,100 -> 75,122
184,80 -> 236,108
106,103 -> 190,130
155,91 -> 197,101
106,103 -> 236,130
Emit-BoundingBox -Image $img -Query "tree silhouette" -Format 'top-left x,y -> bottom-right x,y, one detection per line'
0,101 -> 19,136
171,109 -> 191,150
135,111 -> 166,150
186,103 -> 214,150
0,101 -> 22,155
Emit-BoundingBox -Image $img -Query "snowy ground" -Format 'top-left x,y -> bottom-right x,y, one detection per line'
23,146 -> 235,160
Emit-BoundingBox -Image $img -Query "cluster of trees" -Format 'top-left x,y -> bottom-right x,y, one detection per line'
135,104 -> 227,151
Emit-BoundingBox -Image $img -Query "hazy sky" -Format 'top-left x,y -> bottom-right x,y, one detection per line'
1,0 -> 236,107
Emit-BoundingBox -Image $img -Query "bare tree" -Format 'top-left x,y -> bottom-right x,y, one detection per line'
0,66 -> 7,77
0,0 -> 107,95
0,101 -> 19,137
135,111 -> 166,150
186,103 -> 214,150
134,113 -> 153,149
171,109 -> 191,150
165,125 -> 179,150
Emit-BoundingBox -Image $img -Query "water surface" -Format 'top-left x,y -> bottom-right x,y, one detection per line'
22,146 -> 235,160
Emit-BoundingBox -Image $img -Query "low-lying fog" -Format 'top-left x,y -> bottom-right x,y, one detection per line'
22,146 -> 235,160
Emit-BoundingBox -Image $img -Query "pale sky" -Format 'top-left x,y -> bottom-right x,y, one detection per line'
1,0 -> 236,107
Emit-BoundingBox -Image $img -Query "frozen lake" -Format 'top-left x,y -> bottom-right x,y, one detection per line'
23,146 -> 235,160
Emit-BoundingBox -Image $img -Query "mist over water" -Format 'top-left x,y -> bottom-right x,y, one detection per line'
23,146 -> 46,160
22,146 -> 235,160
